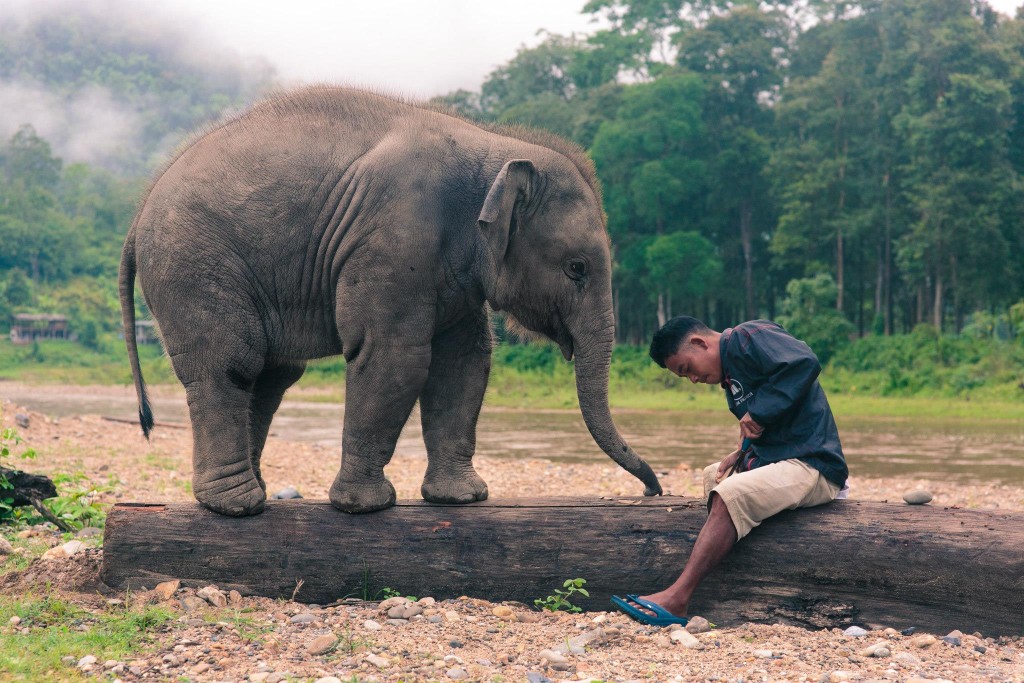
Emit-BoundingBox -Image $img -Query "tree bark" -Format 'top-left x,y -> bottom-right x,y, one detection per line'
740,200 -> 755,320
101,498 -> 1024,636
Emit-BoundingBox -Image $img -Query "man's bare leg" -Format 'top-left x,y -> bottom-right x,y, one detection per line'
639,492 -> 738,618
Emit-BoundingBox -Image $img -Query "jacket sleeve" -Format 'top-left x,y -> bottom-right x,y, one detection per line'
744,329 -> 821,425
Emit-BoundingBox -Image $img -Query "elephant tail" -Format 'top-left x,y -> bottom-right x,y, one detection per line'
119,222 -> 154,439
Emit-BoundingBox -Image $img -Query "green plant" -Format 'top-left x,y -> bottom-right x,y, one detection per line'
534,578 -> 589,613
44,473 -> 115,531
0,426 -> 38,522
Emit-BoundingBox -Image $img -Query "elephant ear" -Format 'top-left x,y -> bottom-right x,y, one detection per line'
477,159 -> 535,263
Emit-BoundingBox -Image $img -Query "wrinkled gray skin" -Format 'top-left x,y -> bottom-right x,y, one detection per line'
119,87 -> 662,516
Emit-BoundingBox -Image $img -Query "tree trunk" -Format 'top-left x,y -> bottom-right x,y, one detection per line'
102,498 -> 1024,636
656,292 -> 666,328
740,200 -> 755,320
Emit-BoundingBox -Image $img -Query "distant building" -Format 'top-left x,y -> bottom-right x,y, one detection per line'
135,319 -> 158,344
9,314 -> 73,344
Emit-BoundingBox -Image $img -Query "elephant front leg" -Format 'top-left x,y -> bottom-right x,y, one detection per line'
419,314 -> 491,504
330,339 -> 432,514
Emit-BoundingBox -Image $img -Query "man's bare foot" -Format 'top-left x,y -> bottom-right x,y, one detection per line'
638,591 -> 687,618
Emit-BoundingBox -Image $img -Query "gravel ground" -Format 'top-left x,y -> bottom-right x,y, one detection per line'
2,394 -> 1023,682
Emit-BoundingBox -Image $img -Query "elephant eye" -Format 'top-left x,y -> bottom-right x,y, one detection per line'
564,259 -> 588,280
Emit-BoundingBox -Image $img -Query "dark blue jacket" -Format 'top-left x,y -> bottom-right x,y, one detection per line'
719,320 -> 848,487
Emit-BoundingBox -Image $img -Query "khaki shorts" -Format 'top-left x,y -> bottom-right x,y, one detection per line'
703,458 -> 839,540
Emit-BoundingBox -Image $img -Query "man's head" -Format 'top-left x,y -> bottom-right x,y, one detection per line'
649,316 -> 723,385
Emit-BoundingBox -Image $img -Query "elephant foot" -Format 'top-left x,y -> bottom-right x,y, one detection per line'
330,474 -> 396,514
421,468 -> 489,504
193,473 -> 266,517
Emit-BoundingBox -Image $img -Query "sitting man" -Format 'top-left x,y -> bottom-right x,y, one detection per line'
612,316 -> 848,625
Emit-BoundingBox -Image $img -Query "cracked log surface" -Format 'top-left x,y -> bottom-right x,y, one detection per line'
101,497 -> 1024,635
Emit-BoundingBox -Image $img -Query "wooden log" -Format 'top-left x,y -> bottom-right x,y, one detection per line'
0,467 -> 58,506
101,497 -> 1024,636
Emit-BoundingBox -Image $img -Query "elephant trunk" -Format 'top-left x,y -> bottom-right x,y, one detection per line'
571,318 -> 663,496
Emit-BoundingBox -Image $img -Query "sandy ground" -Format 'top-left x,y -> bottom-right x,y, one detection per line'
1,392 -> 1023,682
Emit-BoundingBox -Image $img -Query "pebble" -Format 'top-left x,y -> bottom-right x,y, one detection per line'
289,613 -> 317,624
516,612 -> 540,623
180,596 -> 207,613
829,671 -> 859,682
859,642 -> 891,658
365,653 -> 389,668
154,580 -> 180,601
402,603 -> 424,619
444,610 -> 461,622
193,662 -> 211,674
387,604 -> 408,619
15,413 -> 29,428
0,537 -> 14,555
903,489 -> 933,505
912,634 -> 937,648
449,639 -> 463,648
492,605 -> 514,619
308,633 -> 338,655
314,678 -> 342,683
654,635 -> 672,649
386,618 -> 408,626
670,629 -> 701,649
844,626 -> 869,637
270,486 -> 302,499
378,596 -> 409,612
9,616 -> 21,626
249,673 -> 270,683
229,589 -> 243,606
942,635 -> 961,646
538,649 -> 569,666
197,585 -> 227,607
527,674 -> 553,683
685,616 -> 711,633
41,546 -> 67,560
77,655 -> 97,669
901,627 -> 917,636
753,649 -> 774,658
428,615 -> 443,623
363,620 -> 382,631
76,526 -> 102,538
892,652 -> 921,666
447,667 -> 468,679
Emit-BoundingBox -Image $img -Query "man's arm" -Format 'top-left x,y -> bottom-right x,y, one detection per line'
744,328 -> 821,426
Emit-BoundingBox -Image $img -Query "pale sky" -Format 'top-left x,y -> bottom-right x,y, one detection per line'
6,0 -> 1024,98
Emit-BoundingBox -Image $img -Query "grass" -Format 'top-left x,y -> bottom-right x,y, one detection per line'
0,593 -> 174,680
2,335 -> 1022,423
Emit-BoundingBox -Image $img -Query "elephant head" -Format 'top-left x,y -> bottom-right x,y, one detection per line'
477,157 -> 663,496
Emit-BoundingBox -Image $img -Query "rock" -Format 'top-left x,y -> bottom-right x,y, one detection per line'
77,655 -> 97,669
911,634 -> 937,648
289,613 -> 317,624
365,653 -> 389,668
449,639 -> 463,648
9,616 -> 21,626
892,652 -> 921,667
402,603 -> 424,619
538,649 -> 569,666
387,604 -> 407,618
229,590 -> 243,606
445,610 -> 461,622
308,633 -> 338,655
41,546 -> 66,560
754,649 -> 774,658
249,673 -> 270,683
267,674 -> 291,683
670,629 -> 701,649
0,538 -> 14,555
685,616 -> 711,633
197,585 -> 227,607
418,597 -> 436,606
942,635 -> 961,646
314,678 -> 343,683
844,626 -> 869,637
60,540 -> 85,557
180,596 -> 207,613
193,662 -> 211,674
900,627 -> 917,636
378,596 -> 409,612
516,612 -> 540,623
447,668 -> 468,679
475,659 -> 492,667
385,618 -> 408,626
428,615 -> 443,623
154,580 -> 180,601
526,674 -> 553,683
492,605 -> 514,620
883,628 -> 901,638
829,671 -> 859,682
903,489 -> 933,505
15,413 -> 29,428
859,642 -> 891,658
270,486 -> 302,499
76,527 -> 102,538
363,620 -> 382,631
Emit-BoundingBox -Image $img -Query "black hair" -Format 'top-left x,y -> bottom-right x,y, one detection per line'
649,316 -> 712,368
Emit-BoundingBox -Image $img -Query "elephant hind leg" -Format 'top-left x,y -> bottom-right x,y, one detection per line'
248,361 -> 306,493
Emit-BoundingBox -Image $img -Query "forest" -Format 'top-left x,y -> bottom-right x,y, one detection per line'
1,0 -> 1023,395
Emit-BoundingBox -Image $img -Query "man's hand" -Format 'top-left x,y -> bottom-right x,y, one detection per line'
716,449 -> 742,483
739,412 -> 764,441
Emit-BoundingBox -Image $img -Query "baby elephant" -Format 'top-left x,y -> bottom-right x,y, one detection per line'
119,86 -> 661,515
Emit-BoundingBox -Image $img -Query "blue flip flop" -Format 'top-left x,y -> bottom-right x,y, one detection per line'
610,594 -> 689,627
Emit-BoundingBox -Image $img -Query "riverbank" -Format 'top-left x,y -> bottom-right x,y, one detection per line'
1,397 -> 1023,682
